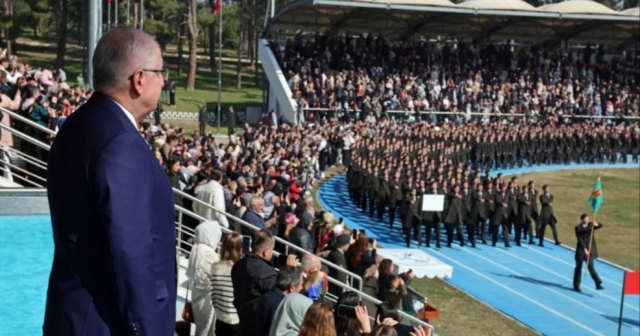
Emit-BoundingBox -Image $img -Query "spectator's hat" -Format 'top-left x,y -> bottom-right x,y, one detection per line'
333,224 -> 344,235
336,234 -> 350,247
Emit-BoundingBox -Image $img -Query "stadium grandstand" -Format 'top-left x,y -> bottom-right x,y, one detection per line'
0,0 -> 639,335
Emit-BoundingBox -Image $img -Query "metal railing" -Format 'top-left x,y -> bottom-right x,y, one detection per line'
302,106 -> 640,120
0,106 -> 436,333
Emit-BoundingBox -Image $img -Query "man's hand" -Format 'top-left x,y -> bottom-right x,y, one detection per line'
285,254 -> 299,266
584,248 -> 590,256
376,316 -> 398,327
593,221 -> 599,227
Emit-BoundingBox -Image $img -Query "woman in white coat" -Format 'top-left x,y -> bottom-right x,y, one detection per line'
186,221 -> 222,336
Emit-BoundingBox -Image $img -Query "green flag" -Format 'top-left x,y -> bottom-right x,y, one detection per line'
589,177 -> 604,214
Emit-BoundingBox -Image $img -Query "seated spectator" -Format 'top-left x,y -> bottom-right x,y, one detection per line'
298,300 -> 337,336
300,254 -> 328,300
267,293 -> 313,336
334,291 -> 372,336
211,232 -> 243,336
186,221 -> 222,336
256,265 -> 303,336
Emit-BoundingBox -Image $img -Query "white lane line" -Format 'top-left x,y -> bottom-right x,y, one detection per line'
523,245 -> 621,287
424,248 -> 605,336
465,247 -> 640,334
516,245 -> 640,311
508,246 -> 639,312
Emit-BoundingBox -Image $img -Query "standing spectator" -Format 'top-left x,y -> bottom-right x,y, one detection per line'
199,106 -> 208,135
347,233 -> 377,290
231,230 -> 297,336
228,106 -> 236,134
241,196 -> 278,239
211,232 -> 243,336
169,81 -> 176,107
165,156 -> 183,208
334,291 -> 372,336
154,101 -> 162,124
194,169 -> 229,229
44,27 -> 177,335
267,293 -> 313,336
39,65 -> 55,89
326,234 -> 350,297
256,265 -> 303,336
186,221 -> 223,336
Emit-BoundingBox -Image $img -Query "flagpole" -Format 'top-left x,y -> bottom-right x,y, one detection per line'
585,173 -> 601,271
216,0 -> 222,135
618,272 -> 626,336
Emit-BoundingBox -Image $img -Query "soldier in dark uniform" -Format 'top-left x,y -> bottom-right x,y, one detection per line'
467,183 -> 486,248
505,181 -> 519,236
403,188 -> 421,248
368,166 -> 380,218
632,133 -> 640,163
482,181 -> 495,245
528,180 -> 540,239
444,184 -> 465,248
573,214 -> 604,292
377,171 -> 391,223
360,164 -> 371,213
517,186 -> 535,245
492,186 -> 510,248
388,170 -> 403,230
538,184 -> 561,247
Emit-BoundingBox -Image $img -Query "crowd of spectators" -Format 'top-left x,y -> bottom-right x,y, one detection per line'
3,34 -> 640,336
271,33 -> 639,125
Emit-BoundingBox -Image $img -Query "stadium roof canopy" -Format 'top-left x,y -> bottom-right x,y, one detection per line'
264,0 -> 640,46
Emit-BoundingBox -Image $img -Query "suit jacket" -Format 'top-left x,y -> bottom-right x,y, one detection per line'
575,222 -> 603,261
326,249 -> 348,297
517,193 -> 533,222
539,193 -> 557,224
403,195 -> 420,229
492,193 -> 508,225
468,190 -> 487,224
506,188 -> 519,216
45,93 -> 177,336
529,189 -> 539,219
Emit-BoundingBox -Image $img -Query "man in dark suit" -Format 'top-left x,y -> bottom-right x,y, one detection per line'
255,266 -> 303,336
377,171 -> 391,223
45,28 -> 177,336
573,214 -> 604,292
517,186 -> 535,245
326,234 -> 351,297
538,184 -> 561,247
527,180 -> 540,239
198,106 -> 208,135
492,187 -> 511,247
403,188 -> 421,247
227,106 -> 236,134
388,170 -> 403,229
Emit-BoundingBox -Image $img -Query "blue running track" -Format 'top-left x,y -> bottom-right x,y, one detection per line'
317,162 -> 640,336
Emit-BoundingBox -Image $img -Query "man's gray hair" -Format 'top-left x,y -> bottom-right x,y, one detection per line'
300,253 -> 320,273
93,27 -> 159,93
275,266 -> 302,291
250,196 -> 263,208
304,194 -> 314,204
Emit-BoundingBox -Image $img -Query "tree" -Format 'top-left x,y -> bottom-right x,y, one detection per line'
53,0 -> 69,69
184,0 -> 198,91
236,0 -> 245,89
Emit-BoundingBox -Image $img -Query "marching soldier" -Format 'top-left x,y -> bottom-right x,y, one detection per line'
573,214 -> 604,292
517,186 -> 535,245
538,184 -> 561,247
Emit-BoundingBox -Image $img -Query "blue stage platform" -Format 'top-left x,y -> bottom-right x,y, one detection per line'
317,162 -> 640,336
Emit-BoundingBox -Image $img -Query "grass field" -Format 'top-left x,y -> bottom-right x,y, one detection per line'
512,169 -> 640,270
17,46 -> 263,114
311,168 -> 639,336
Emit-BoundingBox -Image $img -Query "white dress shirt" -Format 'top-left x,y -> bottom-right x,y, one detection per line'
110,98 -> 138,129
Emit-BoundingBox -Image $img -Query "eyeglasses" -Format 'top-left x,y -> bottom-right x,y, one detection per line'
128,68 -> 165,79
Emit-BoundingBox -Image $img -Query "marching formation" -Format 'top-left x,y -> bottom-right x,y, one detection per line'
345,119 -> 637,249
